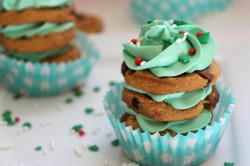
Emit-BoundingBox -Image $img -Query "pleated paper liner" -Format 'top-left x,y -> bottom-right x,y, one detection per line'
104,82 -> 235,166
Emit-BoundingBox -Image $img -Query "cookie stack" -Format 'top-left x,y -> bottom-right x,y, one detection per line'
121,20 -> 221,136
0,0 -> 100,96
0,0 -> 79,63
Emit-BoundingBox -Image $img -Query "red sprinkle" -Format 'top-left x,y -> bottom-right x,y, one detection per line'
189,48 -> 196,55
14,117 -> 20,123
134,57 -> 143,66
78,129 -> 85,136
131,39 -> 137,45
179,30 -> 185,34
73,87 -> 81,92
196,32 -> 203,37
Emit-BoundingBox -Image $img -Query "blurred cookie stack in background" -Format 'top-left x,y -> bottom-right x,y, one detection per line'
0,0 -> 79,63
0,0 -> 100,96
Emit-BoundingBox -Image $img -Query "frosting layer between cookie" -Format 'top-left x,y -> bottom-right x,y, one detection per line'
0,0 -> 72,11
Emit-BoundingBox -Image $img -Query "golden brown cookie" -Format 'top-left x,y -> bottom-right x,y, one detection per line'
0,8 -> 75,26
42,45 -> 80,63
122,60 -> 221,95
0,29 -> 76,53
122,88 -> 207,122
73,12 -> 103,33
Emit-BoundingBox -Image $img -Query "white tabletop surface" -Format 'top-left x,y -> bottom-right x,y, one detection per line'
1,0 -> 250,165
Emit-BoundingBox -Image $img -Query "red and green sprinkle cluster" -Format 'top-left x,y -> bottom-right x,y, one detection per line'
71,124 -> 85,137
130,22 -> 210,66
1,110 -> 20,126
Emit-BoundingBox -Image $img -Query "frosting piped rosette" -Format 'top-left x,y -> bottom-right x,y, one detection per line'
121,20 -> 221,134
123,20 -> 215,77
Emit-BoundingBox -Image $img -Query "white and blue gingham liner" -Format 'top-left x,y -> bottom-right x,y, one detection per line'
131,0 -> 232,24
104,82 -> 235,166
0,31 -> 100,96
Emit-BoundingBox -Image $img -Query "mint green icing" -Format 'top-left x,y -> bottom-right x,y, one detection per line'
123,20 -> 215,77
0,22 -> 74,39
126,108 -> 212,133
6,45 -> 71,61
124,83 -> 212,109
0,0 -> 72,11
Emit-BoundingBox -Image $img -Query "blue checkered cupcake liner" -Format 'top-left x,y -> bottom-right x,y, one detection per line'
104,82 -> 236,166
131,0 -> 232,24
0,31 -> 100,96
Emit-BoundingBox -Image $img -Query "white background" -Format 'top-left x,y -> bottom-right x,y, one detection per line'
1,0 -> 250,165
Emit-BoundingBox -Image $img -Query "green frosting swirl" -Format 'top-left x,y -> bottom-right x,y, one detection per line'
6,44 -> 71,61
0,0 -> 72,11
123,20 -> 215,77
124,83 -> 212,110
126,108 -> 212,133
0,22 -> 74,39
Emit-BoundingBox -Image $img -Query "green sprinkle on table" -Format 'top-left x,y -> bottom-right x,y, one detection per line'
111,139 -> 119,146
74,91 -> 84,97
22,122 -> 32,128
85,108 -> 94,114
71,124 -> 83,132
109,81 -> 117,87
13,94 -> 22,100
65,98 -> 73,104
35,146 -> 42,151
224,162 -> 234,166
3,114 -> 12,122
2,110 -> 11,118
93,87 -> 101,93
7,120 -> 16,126
2,110 -> 16,126
89,145 -> 99,152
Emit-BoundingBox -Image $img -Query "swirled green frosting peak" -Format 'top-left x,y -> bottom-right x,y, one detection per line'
123,20 -> 216,77
0,0 -> 72,11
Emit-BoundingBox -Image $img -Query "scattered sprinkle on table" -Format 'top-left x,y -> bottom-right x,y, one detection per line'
78,129 -> 85,137
122,162 -> 140,166
111,139 -> 119,146
49,139 -> 56,150
85,108 -> 94,114
0,141 -> 12,150
65,98 -> 73,104
74,148 -> 83,157
35,146 -> 42,151
43,149 -> 49,155
22,122 -> 32,129
224,162 -> 234,166
71,124 -> 83,132
74,91 -> 84,97
88,145 -> 99,152
14,117 -> 20,123
93,86 -> 101,93
13,94 -> 22,100
108,81 -> 117,87
2,110 -> 17,126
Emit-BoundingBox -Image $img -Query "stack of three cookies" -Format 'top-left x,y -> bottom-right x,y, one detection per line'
0,0 -> 79,63
121,20 -> 221,136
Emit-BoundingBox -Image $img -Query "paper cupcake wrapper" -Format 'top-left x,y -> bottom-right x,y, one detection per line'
131,0 -> 232,24
0,31 -> 100,96
104,82 -> 236,166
